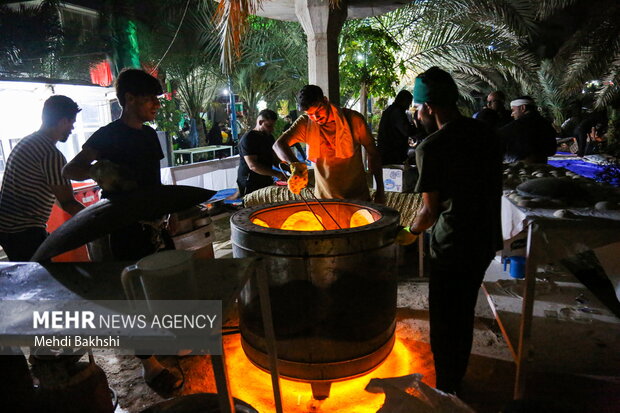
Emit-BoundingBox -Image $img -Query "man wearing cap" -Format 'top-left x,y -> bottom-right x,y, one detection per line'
406,67 -> 502,394
0,95 -> 84,261
64,68 -> 166,260
500,96 -> 557,163
273,85 -> 384,203
63,69 -> 184,395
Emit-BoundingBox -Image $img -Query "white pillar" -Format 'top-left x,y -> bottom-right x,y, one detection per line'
295,0 -> 347,104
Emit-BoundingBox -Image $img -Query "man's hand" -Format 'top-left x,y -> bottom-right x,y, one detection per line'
287,162 -> 308,194
90,160 -> 138,193
274,171 -> 288,182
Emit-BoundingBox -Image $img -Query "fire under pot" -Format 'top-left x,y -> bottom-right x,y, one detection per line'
230,200 -> 400,400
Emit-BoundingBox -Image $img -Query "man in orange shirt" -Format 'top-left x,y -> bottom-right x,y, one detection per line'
273,85 -> 384,203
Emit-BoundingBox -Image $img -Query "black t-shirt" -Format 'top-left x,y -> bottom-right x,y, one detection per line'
84,119 -> 164,191
377,104 -> 416,165
475,108 -> 511,130
237,130 -> 276,191
415,117 -> 503,266
500,112 -> 557,163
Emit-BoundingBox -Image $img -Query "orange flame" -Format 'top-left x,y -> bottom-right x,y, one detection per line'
222,334 -> 433,412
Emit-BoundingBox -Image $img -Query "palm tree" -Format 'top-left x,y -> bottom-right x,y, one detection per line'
558,0 -> 620,108
0,0 -> 63,77
135,0 -> 226,146
233,16 -> 307,122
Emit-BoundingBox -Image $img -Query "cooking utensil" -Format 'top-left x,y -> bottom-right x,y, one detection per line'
32,185 -> 216,262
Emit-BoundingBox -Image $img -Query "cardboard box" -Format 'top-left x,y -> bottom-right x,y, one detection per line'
374,165 -> 418,193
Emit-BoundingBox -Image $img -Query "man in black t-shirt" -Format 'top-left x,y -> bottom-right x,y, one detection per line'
408,67 -> 503,394
377,90 -> 417,165
64,69 -> 164,196
63,69 -> 184,395
237,109 -> 286,196
64,69 -> 165,259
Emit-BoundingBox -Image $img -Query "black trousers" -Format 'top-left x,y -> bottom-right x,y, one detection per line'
429,256 -> 492,394
0,227 -> 47,261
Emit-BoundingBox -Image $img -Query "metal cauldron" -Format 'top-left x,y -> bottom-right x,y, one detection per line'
230,200 -> 400,398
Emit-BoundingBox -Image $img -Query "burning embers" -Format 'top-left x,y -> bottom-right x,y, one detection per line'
231,200 -> 401,400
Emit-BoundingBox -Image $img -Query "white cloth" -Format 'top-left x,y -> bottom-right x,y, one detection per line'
510,98 -> 534,107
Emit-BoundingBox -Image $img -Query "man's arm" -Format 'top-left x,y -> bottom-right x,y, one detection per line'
273,118 -> 306,164
410,191 -> 440,233
62,147 -> 99,181
244,155 -> 287,181
50,184 -> 84,216
356,115 -> 385,203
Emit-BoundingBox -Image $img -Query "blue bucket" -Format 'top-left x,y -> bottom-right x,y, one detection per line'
503,256 -> 526,279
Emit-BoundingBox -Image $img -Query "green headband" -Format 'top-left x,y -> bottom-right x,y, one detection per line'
413,75 -> 459,105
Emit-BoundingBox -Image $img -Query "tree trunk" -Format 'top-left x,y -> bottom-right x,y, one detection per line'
360,82 -> 368,120
196,116 -> 207,147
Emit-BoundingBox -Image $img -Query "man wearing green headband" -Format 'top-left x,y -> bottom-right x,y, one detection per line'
408,67 -> 503,394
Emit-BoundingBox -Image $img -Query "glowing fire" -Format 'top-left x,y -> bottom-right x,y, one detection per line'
222,333 -> 433,412
251,208 -> 376,231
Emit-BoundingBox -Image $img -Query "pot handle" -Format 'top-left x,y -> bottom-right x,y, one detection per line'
121,265 -> 142,302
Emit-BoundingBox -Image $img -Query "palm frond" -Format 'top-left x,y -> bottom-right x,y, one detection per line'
216,0 -> 261,74
535,0 -> 579,19
594,53 -> 620,108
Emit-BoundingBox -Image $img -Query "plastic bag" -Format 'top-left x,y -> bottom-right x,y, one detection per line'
365,374 -> 475,413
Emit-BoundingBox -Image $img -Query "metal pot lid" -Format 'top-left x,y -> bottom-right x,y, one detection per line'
32,185 -> 216,262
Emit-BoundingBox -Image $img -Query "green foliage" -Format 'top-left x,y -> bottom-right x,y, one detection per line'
534,59 -> 573,126
339,23 -> 401,105
559,0 -> 620,108
0,0 -> 63,77
155,97 -> 183,134
234,17 -> 307,124
271,117 -> 288,139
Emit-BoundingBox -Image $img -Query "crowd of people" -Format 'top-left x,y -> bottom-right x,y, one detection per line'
0,65 -> 611,402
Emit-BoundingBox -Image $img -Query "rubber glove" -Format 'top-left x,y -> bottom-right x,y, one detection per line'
287,162 -> 308,195
395,226 -> 420,246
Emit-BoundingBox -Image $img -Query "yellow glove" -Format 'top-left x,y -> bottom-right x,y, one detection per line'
395,226 -> 420,246
287,162 -> 308,195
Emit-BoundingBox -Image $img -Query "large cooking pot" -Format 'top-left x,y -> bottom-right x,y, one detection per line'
230,200 -> 400,397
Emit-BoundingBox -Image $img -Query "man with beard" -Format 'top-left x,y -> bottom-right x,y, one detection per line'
500,96 -> 557,163
407,67 -> 503,394
474,91 -> 511,130
274,85 -> 384,203
0,95 -> 84,261
237,109 -> 287,196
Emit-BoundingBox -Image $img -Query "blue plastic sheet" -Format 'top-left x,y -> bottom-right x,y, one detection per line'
549,158 -> 619,186
207,188 -> 241,204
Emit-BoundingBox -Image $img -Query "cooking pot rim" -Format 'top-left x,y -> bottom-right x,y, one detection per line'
230,199 -> 400,236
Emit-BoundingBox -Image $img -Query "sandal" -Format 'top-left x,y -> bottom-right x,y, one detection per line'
144,365 -> 184,396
